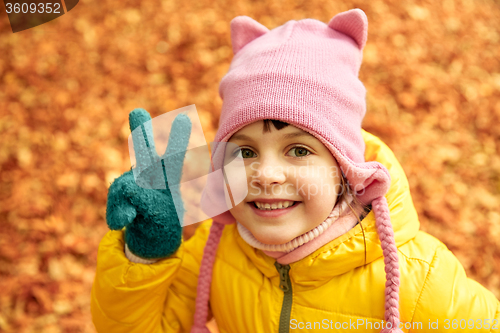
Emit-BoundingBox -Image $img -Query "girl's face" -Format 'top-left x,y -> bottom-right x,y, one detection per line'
227,120 -> 342,245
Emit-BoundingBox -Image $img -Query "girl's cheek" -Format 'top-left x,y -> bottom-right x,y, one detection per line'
294,177 -> 310,198
296,175 -> 338,201
247,177 -> 260,197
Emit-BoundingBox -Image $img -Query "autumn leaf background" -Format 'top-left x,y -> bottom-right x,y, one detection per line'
0,0 -> 499,331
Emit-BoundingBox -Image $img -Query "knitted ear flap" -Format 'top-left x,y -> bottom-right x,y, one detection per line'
230,16 -> 270,54
328,8 -> 368,49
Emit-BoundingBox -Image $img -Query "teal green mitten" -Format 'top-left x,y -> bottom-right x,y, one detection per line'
106,108 -> 192,259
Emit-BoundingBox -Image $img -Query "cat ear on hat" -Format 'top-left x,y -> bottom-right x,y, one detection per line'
328,8 -> 368,50
230,16 -> 270,54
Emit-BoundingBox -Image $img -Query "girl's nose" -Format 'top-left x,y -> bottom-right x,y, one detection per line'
250,158 -> 287,186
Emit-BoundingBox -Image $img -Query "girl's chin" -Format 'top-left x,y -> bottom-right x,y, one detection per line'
249,229 -> 298,245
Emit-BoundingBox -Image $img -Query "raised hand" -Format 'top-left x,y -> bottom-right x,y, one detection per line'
106,108 -> 192,259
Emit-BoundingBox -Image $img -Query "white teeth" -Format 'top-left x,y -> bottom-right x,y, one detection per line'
254,200 -> 295,210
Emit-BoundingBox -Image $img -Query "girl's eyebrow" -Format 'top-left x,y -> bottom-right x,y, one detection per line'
282,132 -> 310,140
230,131 -> 310,142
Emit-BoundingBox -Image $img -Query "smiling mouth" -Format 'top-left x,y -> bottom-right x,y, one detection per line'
251,201 -> 299,210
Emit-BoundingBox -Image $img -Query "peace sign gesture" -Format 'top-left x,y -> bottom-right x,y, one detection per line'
106,108 -> 192,259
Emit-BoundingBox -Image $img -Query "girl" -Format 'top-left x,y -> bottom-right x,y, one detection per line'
91,9 -> 500,332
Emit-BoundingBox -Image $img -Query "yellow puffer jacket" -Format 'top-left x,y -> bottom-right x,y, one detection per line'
91,130 -> 500,333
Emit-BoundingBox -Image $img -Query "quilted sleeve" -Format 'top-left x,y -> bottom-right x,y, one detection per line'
91,220 -> 213,333
411,245 -> 500,332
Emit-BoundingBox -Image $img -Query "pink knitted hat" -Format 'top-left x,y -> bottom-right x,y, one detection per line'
192,9 -> 403,333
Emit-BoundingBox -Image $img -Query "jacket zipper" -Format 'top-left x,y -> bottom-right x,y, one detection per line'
275,262 -> 293,333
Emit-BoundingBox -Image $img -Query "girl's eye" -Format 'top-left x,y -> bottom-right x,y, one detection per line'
288,147 -> 311,158
240,148 -> 256,159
